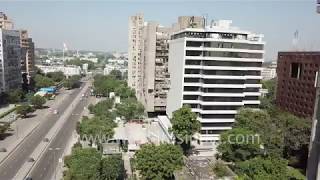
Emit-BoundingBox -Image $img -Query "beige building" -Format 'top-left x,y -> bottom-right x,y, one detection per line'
142,22 -> 171,113
0,12 -> 14,30
20,30 -> 35,83
128,13 -> 144,100
128,14 -> 205,114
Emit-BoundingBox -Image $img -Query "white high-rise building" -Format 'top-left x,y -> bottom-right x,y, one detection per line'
0,29 -> 22,93
167,20 -> 265,142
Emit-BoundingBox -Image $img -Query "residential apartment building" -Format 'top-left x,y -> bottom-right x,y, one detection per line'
20,30 -> 35,83
261,61 -> 277,80
128,13 -> 144,100
0,29 -> 22,93
167,20 -> 264,142
142,22 -> 171,113
276,51 -> 320,119
128,14 -> 205,114
0,12 -> 14,30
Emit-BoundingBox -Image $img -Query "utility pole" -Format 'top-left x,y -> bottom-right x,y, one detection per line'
307,71 -> 320,180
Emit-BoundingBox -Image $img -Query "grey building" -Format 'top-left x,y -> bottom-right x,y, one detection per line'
0,29 -> 22,93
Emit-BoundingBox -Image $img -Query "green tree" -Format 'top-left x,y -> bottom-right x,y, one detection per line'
46,71 -> 65,82
16,105 -> 34,118
134,144 -> 184,180
109,70 -> 123,80
30,95 -> 46,109
0,123 -> 10,135
115,84 -> 135,99
115,98 -> 144,121
34,74 -> 55,88
79,116 -> 116,143
217,127 -> 263,162
65,58 -> 95,70
99,155 -> 124,180
93,75 -> 123,97
63,75 -> 81,89
170,105 -> 201,154
88,99 -> 114,116
64,148 -> 101,180
8,89 -> 24,103
234,108 -> 284,156
234,157 -> 302,180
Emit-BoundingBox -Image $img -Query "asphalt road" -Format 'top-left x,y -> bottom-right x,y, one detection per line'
0,84 -> 85,180
28,86 -> 91,180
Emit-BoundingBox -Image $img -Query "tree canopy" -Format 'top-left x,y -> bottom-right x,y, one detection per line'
115,98 -> 144,121
34,74 -> 55,88
134,144 -> 184,180
46,71 -> 65,82
98,155 -> 124,180
64,148 -> 102,180
217,127 -> 263,162
16,105 -> 34,118
88,99 -> 114,116
30,95 -> 46,109
79,116 -> 116,143
170,105 -> 200,154
235,157 -> 304,180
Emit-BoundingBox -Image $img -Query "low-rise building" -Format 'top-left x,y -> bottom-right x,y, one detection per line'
36,65 -> 81,77
261,61 -> 277,80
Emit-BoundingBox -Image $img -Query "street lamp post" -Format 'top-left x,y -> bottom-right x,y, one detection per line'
48,147 -> 61,180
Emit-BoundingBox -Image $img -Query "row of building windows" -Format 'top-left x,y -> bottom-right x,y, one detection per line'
186,41 -> 264,50
186,51 -> 263,59
184,69 -> 261,76
185,60 -> 262,67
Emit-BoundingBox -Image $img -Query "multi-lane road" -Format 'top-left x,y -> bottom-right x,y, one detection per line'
28,85 -> 91,180
0,81 -> 90,180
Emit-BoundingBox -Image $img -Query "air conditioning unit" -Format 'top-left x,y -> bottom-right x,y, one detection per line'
318,6 -> 320,13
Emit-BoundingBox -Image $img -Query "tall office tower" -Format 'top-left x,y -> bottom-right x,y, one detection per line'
166,20 -> 264,142
142,22 -> 171,113
128,13 -> 144,100
0,12 -> 14,30
0,29 -> 22,93
20,30 -> 35,84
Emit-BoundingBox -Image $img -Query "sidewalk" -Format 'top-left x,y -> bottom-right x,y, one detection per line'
0,89 -> 70,164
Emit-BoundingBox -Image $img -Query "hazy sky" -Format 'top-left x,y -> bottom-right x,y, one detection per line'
1,0 -> 319,60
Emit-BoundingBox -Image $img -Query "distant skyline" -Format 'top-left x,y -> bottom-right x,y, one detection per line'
1,0 -> 319,61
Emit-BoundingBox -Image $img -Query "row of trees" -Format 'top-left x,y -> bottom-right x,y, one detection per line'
93,74 -> 144,121
215,79 -> 310,179
65,58 -> 95,70
65,74 -> 135,179
64,147 -> 124,180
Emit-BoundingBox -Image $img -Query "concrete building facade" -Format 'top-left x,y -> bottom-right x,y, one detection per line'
167,20 -> 264,142
0,12 -> 14,30
128,13 -> 144,100
128,14 -> 205,114
261,61 -> 277,80
20,30 -> 35,83
141,22 -> 171,113
0,29 -> 22,93
276,51 -> 320,119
